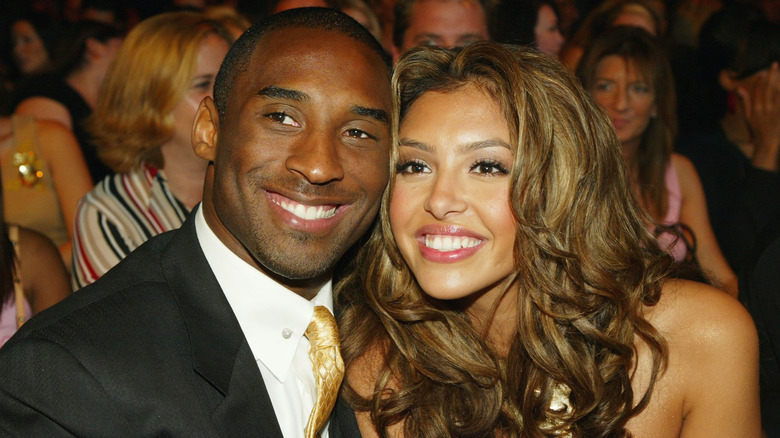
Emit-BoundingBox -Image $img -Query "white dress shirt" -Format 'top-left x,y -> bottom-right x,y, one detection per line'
195,208 -> 332,438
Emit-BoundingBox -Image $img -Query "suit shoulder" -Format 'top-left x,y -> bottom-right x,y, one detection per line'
15,229 -> 184,340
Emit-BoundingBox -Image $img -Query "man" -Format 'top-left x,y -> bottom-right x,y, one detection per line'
0,8 -> 391,437
392,0 -> 491,62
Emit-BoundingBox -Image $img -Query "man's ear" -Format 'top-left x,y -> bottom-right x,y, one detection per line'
192,96 -> 219,162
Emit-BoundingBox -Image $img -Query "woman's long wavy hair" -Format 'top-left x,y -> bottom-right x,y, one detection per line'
338,42 -> 671,437
87,11 -> 232,173
576,26 -> 676,221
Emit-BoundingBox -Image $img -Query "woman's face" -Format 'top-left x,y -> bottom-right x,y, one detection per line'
535,4 -> 564,59
390,84 -> 517,307
168,33 -> 229,154
590,55 -> 656,151
11,20 -> 49,74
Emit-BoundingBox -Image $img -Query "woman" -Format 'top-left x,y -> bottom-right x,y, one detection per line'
0,167 -> 71,347
9,12 -> 58,77
0,115 -> 92,268
577,26 -> 737,296
13,20 -> 124,182
71,12 -> 231,289
339,42 -> 759,436
492,0 -> 566,59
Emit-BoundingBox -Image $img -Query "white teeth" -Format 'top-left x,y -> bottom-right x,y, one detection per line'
424,234 -> 481,251
275,199 -> 337,220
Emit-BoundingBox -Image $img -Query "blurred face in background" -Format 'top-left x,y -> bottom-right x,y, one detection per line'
534,4 -> 564,58
168,33 -> 230,163
398,0 -> 488,52
590,55 -> 656,151
12,20 -> 50,74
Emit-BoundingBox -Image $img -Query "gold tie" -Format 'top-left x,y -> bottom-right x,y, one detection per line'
304,306 -> 345,438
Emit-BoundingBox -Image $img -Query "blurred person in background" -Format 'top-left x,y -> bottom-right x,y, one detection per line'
204,5 -> 251,40
561,0 -> 664,71
9,12 -> 59,78
342,0 -> 384,41
577,26 -> 738,296
0,167 -> 71,348
391,0 -> 490,62
13,20 -> 123,182
71,12 -> 231,289
676,7 -> 780,272
0,114 -> 91,269
492,0 -> 566,59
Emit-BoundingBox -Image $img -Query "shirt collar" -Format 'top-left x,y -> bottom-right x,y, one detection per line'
194,206 -> 333,382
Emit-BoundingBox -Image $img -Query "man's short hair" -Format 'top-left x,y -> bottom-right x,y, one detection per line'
213,7 -> 391,121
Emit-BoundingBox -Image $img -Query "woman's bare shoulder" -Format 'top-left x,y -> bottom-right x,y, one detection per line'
649,279 -> 755,344
630,279 -> 760,437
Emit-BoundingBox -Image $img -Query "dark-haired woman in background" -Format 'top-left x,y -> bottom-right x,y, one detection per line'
9,12 -> 58,78
577,26 -> 737,296
13,20 -> 123,182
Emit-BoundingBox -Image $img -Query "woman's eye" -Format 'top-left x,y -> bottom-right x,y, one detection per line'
470,160 -> 508,175
631,83 -> 651,94
396,160 -> 430,174
266,112 -> 298,126
345,128 -> 374,139
192,81 -> 212,91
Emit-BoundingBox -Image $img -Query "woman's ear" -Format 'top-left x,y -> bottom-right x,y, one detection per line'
192,97 -> 219,162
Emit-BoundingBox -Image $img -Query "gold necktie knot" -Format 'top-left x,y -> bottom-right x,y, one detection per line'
304,306 -> 345,438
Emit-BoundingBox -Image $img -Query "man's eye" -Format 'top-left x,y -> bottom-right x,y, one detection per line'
266,112 -> 298,126
345,129 -> 374,139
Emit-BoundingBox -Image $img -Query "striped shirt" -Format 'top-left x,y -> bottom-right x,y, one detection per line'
71,165 -> 189,289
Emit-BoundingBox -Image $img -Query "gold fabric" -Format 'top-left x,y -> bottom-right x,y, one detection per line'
304,306 -> 345,438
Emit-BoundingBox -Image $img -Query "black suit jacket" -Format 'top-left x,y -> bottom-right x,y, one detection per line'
0,213 -> 361,437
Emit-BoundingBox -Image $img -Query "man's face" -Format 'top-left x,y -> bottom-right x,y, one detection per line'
195,27 -> 391,297
398,0 -> 488,54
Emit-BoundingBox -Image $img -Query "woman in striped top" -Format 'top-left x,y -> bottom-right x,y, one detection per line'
71,12 -> 232,289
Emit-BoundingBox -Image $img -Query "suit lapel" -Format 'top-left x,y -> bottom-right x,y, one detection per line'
160,214 -> 284,437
